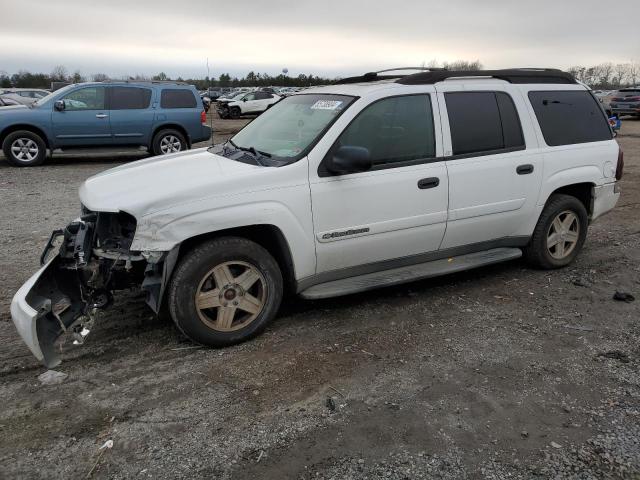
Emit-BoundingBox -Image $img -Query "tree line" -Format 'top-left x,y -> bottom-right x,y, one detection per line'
2,61 -> 637,90
567,62 -> 639,89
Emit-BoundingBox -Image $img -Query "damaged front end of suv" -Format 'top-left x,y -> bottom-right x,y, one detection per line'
11,209 -> 171,368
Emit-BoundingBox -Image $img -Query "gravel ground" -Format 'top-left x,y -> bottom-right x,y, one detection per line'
0,116 -> 639,479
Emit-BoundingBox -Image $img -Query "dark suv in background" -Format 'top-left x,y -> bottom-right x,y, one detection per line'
0,81 -> 211,166
610,88 -> 640,118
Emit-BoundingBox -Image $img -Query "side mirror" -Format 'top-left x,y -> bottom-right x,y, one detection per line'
54,100 -> 65,111
326,146 -> 372,175
243,98 -> 248,102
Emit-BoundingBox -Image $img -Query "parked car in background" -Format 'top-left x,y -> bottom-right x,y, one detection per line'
201,88 -> 222,100
0,81 -> 211,166
10,68 -> 622,367
0,96 -> 23,107
609,88 -> 640,118
0,88 -> 50,99
216,91 -> 281,119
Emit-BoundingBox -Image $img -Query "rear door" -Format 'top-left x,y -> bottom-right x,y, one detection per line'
52,86 -> 111,147
437,84 -> 543,248
107,86 -> 154,145
158,88 -> 200,138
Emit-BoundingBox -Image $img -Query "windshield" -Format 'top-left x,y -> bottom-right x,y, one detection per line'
228,93 -> 355,160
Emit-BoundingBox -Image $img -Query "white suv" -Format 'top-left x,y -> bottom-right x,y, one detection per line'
12,68 -> 623,367
216,90 -> 281,119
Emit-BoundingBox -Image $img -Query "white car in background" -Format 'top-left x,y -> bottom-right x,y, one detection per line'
216,91 -> 281,119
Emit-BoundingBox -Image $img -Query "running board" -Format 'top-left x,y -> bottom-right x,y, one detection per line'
299,247 -> 523,300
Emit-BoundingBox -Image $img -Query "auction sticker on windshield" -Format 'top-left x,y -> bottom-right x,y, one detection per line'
311,100 -> 343,110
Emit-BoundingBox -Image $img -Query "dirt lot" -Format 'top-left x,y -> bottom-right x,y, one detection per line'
0,116 -> 639,479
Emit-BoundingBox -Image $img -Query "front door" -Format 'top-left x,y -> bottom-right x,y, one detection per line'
309,93 -> 449,274
52,86 -> 111,147
436,86 -> 544,249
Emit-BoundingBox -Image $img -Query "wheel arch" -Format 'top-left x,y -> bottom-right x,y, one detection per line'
174,224 -> 297,295
151,123 -> 191,148
548,182 -> 595,217
0,124 -> 51,149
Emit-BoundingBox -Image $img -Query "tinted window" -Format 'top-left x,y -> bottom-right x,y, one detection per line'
61,87 -> 106,111
160,89 -> 197,108
446,91 -> 524,155
109,87 -> 152,109
255,92 -> 272,100
528,90 -> 612,146
336,94 -> 435,167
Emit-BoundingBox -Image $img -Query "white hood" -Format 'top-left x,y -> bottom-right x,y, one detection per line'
79,148 -> 262,218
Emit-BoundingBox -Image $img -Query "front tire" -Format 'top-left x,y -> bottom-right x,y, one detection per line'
152,129 -> 187,156
229,107 -> 241,119
2,130 -> 47,167
168,237 -> 283,347
524,194 -> 588,269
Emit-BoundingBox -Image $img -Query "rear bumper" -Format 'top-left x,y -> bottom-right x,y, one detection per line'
193,124 -> 212,144
611,106 -> 640,115
592,182 -> 620,221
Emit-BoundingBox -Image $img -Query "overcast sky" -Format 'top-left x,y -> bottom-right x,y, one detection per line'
1,0 -> 639,79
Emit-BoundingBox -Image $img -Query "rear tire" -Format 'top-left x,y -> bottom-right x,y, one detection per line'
524,194 -> 588,269
152,129 -> 187,156
2,130 -> 47,167
168,237 -> 283,347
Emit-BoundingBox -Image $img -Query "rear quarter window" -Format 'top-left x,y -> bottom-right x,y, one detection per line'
528,90 -> 612,146
160,89 -> 197,109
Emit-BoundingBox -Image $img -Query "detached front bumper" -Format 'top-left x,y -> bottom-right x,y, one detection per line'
11,259 -> 55,366
10,256 -> 84,368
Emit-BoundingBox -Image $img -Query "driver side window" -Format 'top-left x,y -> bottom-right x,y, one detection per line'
335,94 -> 436,168
61,87 -> 106,111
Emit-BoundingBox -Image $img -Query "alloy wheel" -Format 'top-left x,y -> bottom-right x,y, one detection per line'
159,135 -> 182,154
195,261 -> 267,332
10,138 -> 39,162
546,210 -> 580,260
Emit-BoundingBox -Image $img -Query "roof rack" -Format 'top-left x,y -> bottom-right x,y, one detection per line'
398,68 -> 576,85
334,68 -> 577,85
99,79 -> 190,85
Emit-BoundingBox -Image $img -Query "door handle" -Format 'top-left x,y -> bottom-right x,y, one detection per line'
418,177 -> 440,189
516,164 -> 534,175
95,113 -> 109,119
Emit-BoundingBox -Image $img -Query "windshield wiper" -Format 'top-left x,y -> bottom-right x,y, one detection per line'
227,139 -> 272,160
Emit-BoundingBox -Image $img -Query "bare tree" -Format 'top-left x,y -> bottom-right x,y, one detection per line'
92,73 -> 109,82
50,65 -> 68,82
443,60 -> 483,71
597,63 -> 614,87
628,62 -> 639,86
70,70 -> 85,84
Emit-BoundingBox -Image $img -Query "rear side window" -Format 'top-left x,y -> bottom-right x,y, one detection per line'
528,90 -> 612,146
109,87 -> 152,110
160,89 -> 197,108
336,94 -> 435,167
445,91 -> 525,155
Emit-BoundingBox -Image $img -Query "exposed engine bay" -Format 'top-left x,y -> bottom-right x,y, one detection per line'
26,209 -> 170,367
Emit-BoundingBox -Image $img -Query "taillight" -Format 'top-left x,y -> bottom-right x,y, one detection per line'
200,110 -> 207,124
616,147 -> 624,181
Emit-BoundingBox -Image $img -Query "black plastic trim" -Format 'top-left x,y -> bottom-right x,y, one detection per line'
296,236 -> 530,292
